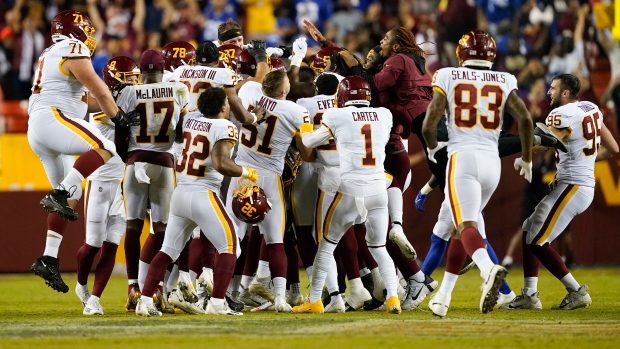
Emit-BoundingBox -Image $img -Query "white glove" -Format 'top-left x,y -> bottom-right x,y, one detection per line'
266,47 -> 284,57
514,157 -> 532,182
243,43 -> 253,49
292,37 -> 307,57
426,142 -> 448,163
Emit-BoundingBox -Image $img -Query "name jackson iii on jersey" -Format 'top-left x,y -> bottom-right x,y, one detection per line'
237,81 -> 310,174
164,65 -> 238,110
176,111 -> 239,191
546,101 -> 602,187
28,39 -> 90,119
115,82 -> 189,154
432,67 -> 518,155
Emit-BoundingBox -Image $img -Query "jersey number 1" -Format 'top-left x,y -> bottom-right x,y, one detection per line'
361,124 -> 375,166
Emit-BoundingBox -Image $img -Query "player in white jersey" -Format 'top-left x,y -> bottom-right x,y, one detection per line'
161,41 -> 197,83
227,70 -> 311,312
504,74 -> 618,311
422,30 -> 533,317
28,11 -> 139,294
74,56 -> 141,315
294,76 -> 401,314
136,87 -> 260,317
115,49 -> 189,310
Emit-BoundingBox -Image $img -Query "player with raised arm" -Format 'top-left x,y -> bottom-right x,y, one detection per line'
503,74 -> 618,310
295,76 -> 402,314
422,30 -> 534,317
75,56 -> 141,315
116,50 -> 189,311
28,10 -> 139,293
136,87 -> 261,317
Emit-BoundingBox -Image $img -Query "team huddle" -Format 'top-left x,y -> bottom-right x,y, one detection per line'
27,10 -> 618,317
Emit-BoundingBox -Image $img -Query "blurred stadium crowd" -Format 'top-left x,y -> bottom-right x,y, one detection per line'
0,0 -> 619,126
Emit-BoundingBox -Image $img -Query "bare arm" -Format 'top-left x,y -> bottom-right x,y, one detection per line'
236,62 -> 270,91
64,58 -> 119,119
224,86 -> 265,124
86,0 -> 106,34
504,90 -> 533,162
596,122 -> 619,161
422,90 -> 447,149
295,133 -> 316,162
132,0 -> 146,33
287,65 -> 316,100
574,4 -> 589,43
211,140 -> 244,177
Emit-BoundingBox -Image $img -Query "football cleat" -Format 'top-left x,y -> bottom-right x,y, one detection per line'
401,275 -> 438,311
500,290 -> 543,309
551,285 -> 592,310
250,300 -> 274,312
293,299 -> 324,313
75,284 -> 91,307
459,257 -> 476,275
136,299 -> 162,317
324,295 -> 345,313
370,268 -> 386,302
535,122 -> 568,152
388,224 -> 417,260
153,289 -> 175,314
363,296 -> 385,311
168,288 -> 203,314
83,297 -> 104,315
206,300 -> 243,315
428,292 -> 451,317
385,296 -> 401,314
249,277 -> 274,302
226,291 -> 245,312
31,256 -> 69,293
274,296 -> 293,313
479,265 -> 508,314
497,290 -> 517,308
286,290 -> 304,307
177,273 -> 199,303
197,268 -> 214,296
125,284 -> 141,312
345,285 -> 372,311
239,287 -> 268,310
40,187 -> 78,221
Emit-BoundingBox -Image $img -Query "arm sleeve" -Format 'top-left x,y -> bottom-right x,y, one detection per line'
349,57 -> 406,95
302,126 -> 331,148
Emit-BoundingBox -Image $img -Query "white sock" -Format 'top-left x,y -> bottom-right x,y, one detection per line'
257,260 -> 270,280
501,256 -> 513,266
178,270 -> 190,280
409,270 -> 425,283
128,279 -> 138,286
524,277 -> 538,296
76,283 -> 88,293
166,264 -> 179,293
472,248 -> 494,275
241,275 -> 253,289
369,246 -> 398,298
290,282 -> 301,295
387,187 -> 403,224
43,231 -> 63,258
210,297 -> 225,306
59,169 -> 84,200
325,259 -> 339,295
138,261 -> 149,292
438,272 -> 459,297
189,270 -> 197,283
141,296 -> 153,305
272,277 -> 286,298
310,241 -> 338,303
560,273 -> 580,292
230,274 -> 242,293
305,266 -> 313,285
88,295 -> 100,303
348,277 -> 363,291
359,267 -> 370,277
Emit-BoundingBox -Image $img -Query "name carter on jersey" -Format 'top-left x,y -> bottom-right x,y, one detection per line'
450,71 -> 506,83
135,87 -> 174,100
352,111 -> 378,122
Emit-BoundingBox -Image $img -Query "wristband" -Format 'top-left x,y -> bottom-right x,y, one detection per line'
291,55 -> 303,67
421,183 -> 433,195
241,166 -> 249,178
321,39 -> 331,48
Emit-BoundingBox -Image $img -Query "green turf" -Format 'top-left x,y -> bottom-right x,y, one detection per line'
1,268 -> 620,349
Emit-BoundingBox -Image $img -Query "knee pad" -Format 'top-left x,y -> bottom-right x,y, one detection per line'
86,233 -> 105,248
160,245 -> 181,262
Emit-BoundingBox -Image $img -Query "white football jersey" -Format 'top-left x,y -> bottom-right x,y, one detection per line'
545,101 -> 602,187
322,106 -> 392,196
175,112 -> 238,191
432,67 -> 518,155
116,82 -> 189,153
28,39 -> 91,119
297,94 -> 339,167
165,65 -> 239,110
88,112 -> 125,181
237,81 -> 310,174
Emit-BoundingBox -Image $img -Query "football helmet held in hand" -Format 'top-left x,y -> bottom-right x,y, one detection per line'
231,179 -> 272,224
282,148 -> 303,188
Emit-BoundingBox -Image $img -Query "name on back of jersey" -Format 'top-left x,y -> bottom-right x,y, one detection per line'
185,118 -> 214,132
257,96 -> 277,112
352,111 -> 379,122
317,99 -> 335,110
134,86 -> 174,100
179,69 -> 218,80
449,70 -> 506,84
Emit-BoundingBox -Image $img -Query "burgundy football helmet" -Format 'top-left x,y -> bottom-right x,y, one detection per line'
311,46 -> 343,74
51,10 -> 97,55
161,41 -> 196,71
336,76 -> 371,107
281,148 -> 302,188
456,30 -> 497,68
103,56 -> 140,89
270,56 -> 286,71
218,44 -> 244,70
231,180 -> 272,224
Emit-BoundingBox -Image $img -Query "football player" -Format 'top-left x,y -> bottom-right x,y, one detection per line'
503,74 -> 618,310
162,41 -> 197,82
75,56 -> 140,315
422,30 -> 533,317
28,10 -> 139,293
295,76 -> 402,314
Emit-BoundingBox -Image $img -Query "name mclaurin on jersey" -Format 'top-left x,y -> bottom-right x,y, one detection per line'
450,71 -> 506,83
179,69 -> 217,80
135,87 -> 174,100
185,118 -> 213,132
352,111 -> 379,122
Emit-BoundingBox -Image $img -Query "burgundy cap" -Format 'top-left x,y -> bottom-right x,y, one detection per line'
140,49 -> 165,72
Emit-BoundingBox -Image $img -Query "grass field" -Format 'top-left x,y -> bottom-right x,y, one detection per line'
1,268 -> 620,349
